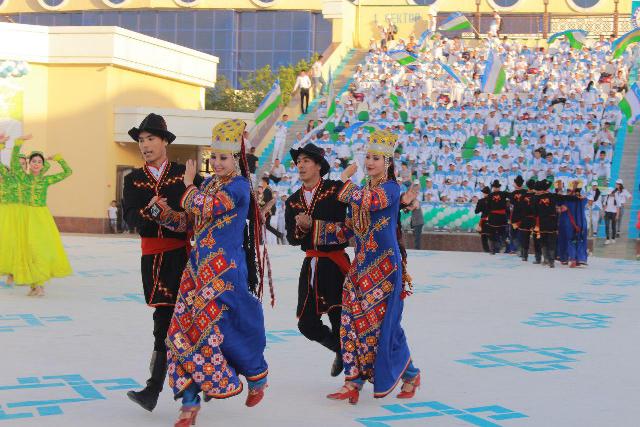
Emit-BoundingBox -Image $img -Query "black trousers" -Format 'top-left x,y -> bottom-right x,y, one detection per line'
540,233 -> 557,265
265,214 -> 281,238
412,225 -> 423,249
152,306 -> 174,352
298,297 -> 341,353
533,234 -> 542,261
300,88 -> 310,114
519,230 -> 531,259
489,226 -> 505,254
604,211 -> 617,239
480,234 -> 490,252
297,257 -> 345,353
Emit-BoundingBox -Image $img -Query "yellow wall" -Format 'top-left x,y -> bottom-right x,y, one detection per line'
3,0 -> 630,14
18,62 -> 203,220
2,0 -> 324,13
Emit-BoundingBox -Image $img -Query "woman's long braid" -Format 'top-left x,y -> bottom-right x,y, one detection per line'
240,137 -> 275,306
387,160 -> 412,299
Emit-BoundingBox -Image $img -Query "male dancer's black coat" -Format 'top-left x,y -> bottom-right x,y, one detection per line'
510,176 -> 528,258
285,145 -> 350,376
123,162 -> 201,410
474,187 -> 491,253
486,181 -> 510,254
516,179 -> 539,262
533,180 -> 578,268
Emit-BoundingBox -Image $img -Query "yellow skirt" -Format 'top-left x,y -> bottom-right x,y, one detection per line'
9,206 -> 72,285
0,203 -> 30,281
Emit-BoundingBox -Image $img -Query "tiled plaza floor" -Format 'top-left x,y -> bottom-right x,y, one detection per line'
1,235 -> 639,426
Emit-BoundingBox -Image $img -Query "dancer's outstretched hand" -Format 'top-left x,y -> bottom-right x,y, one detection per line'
184,159 -> 197,186
341,163 -> 358,181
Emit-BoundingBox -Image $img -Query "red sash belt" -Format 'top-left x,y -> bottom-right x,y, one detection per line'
306,249 -> 350,275
141,237 -> 189,256
491,209 -> 506,214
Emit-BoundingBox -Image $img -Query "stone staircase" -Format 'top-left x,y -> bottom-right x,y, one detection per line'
256,49 -> 368,177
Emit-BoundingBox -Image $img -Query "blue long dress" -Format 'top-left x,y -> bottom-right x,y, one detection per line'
557,197 -> 589,265
337,179 -> 415,397
164,175 -> 268,400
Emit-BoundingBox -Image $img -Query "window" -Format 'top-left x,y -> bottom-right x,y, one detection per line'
173,0 -> 200,6
102,0 -> 130,7
567,0 -> 601,11
10,9 -> 330,89
486,0 -> 521,10
37,0 -> 68,10
251,0 -> 276,7
406,0 -> 437,5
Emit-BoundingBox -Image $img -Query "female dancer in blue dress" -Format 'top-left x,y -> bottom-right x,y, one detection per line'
328,128 -> 420,404
150,119 -> 273,426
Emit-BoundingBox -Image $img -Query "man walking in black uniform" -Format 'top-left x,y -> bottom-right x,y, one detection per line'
517,178 -> 538,262
509,176 -> 528,258
285,143 -> 351,377
533,179 -> 559,268
475,186 -> 491,253
122,113 -> 201,411
486,180 -> 510,255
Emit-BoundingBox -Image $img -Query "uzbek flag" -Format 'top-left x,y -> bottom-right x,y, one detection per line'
437,60 -> 468,85
254,79 -> 281,126
547,29 -> 588,50
326,68 -> 336,118
417,29 -> 434,51
612,28 -> 640,59
438,12 -> 472,32
390,93 -> 400,110
619,82 -> 640,124
480,50 -> 506,94
388,49 -> 419,66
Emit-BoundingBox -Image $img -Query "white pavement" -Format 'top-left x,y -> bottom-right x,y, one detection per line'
1,235 -> 640,427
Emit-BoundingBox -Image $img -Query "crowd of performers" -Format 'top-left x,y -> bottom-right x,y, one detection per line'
122,113 -> 421,426
475,176 -> 589,268
0,134 -> 72,295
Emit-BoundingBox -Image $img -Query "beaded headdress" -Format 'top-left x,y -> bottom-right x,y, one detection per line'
211,119 -> 246,154
366,129 -> 398,157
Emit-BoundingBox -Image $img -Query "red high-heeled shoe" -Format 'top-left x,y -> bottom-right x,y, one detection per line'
174,406 -> 200,427
327,384 -> 360,405
396,373 -> 421,399
246,383 -> 268,407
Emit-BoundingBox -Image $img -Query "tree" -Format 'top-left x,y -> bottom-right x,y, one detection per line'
205,53 -> 320,112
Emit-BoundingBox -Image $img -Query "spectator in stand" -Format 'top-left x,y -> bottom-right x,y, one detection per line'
269,158 -> 285,184
603,187 -> 620,244
107,200 -> 118,234
293,69 -> 312,114
272,114 -> 289,163
311,55 -> 325,97
246,146 -> 259,186
614,179 -> 632,238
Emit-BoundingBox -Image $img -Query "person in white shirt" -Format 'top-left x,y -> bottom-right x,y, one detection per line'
614,179 -> 632,238
293,70 -> 312,114
272,114 -> 289,163
311,56 -> 325,97
586,194 -> 602,237
107,200 -> 118,233
603,188 -> 620,244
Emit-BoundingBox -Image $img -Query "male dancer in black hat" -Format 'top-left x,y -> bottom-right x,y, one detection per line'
517,179 -> 538,262
509,176 -> 527,257
122,113 -> 202,411
534,179 -> 582,268
474,186 -> 491,253
285,143 -> 351,377
486,180 -> 510,255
